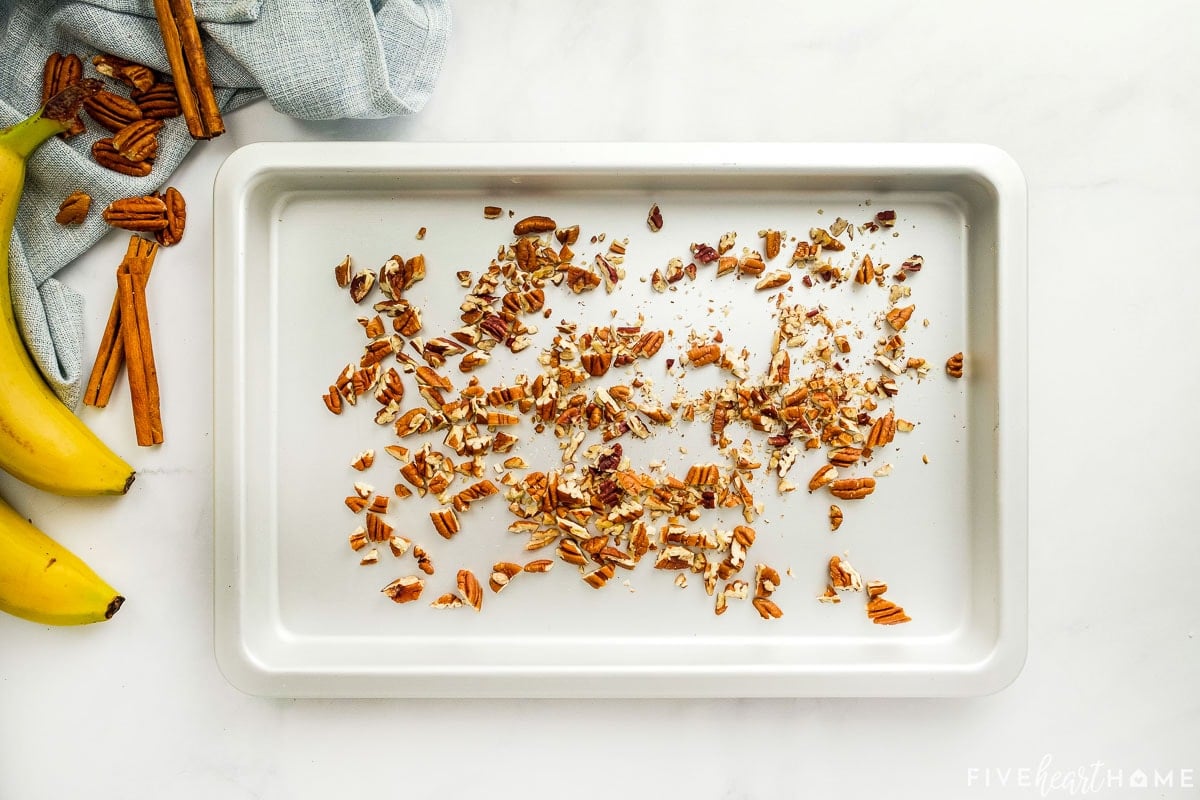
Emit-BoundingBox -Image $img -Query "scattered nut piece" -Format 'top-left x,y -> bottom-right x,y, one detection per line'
381,575 -> 424,604
829,505 -> 843,531
55,191 -> 91,225
647,203 -> 663,232
946,352 -> 964,378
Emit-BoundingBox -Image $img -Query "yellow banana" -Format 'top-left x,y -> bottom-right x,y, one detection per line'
0,491 -> 124,625
0,82 -> 135,495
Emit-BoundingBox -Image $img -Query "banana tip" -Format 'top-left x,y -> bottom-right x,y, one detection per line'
105,596 -> 125,620
122,472 -> 136,494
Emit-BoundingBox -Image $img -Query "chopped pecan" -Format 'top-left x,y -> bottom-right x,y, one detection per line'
523,559 -> 554,573
349,270 -> 376,303
807,464 -> 839,492
483,205 -> 503,219
868,595 -> 911,625
865,409 -> 896,449
754,270 -> 791,291
752,597 -> 783,619
829,505 -> 843,531
430,508 -> 461,539
381,575 -> 424,604
828,555 -> 863,591
456,569 -> 484,611
885,304 -> 915,331
946,352 -> 964,378
762,229 -> 782,260
647,203 -> 663,232
854,254 -> 875,285
489,562 -> 522,593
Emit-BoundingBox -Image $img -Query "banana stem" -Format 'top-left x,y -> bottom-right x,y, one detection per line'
0,113 -> 68,159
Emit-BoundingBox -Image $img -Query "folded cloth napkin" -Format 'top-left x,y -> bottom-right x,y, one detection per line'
0,0 -> 451,407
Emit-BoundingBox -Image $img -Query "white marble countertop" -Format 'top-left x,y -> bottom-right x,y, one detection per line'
2,1 -> 1198,797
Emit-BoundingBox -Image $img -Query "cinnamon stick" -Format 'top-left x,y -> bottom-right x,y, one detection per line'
84,236 -> 158,408
128,257 -> 163,444
152,0 -> 223,139
117,267 -> 153,446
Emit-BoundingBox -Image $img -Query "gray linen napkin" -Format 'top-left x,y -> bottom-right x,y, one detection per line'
0,0 -> 451,407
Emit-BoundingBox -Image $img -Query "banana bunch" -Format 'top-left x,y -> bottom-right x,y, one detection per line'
0,83 -> 131,625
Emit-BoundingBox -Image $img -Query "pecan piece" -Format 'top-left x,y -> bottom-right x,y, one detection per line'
829,504 -> 843,531
381,575 -> 424,604
646,203 -> 663,232
348,270 -> 377,303
483,205 -> 503,219
83,89 -> 143,133
92,53 -> 155,92
580,351 -> 613,378
41,53 -> 85,137
946,352 -> 964,378
111,118 -> 163,163
807,464 -> 838,492
456,569 -> 484,611
333,256 -> 352,288
829,555 -> 863,591
102,195 -> 168,231
132,82 -> 182,119
762,229 -> 782,260
430,508 -> 461,539
513,215 -> 557,235
828,447 -> 863,467
488,563 -> 521,593
829,477 -> 875,500
854,254 -> 875,285
754,270 -> 791,291
865,409 -> 896,450
687,344 -> 721,367
154,186 -> 186,246
91,138 -> 152,177
885,304 -> 915,331
752,597 -> 783,620
868,595 -> 911,625
55,191 -> 91,225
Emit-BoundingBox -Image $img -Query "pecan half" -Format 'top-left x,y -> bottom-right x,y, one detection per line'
132,82 -> 182,119
513,215 -> 557,235
83,89 -> 143,133
55,191 -> 91,226
752,596 -> 783,620
102,195 -> 168,231
91,138 -> 152,177
112,118 -> 163,162
430,508 -> 461,539
829,477 -> 876,500
41,53 -> 85,137
155,186 -> 186,246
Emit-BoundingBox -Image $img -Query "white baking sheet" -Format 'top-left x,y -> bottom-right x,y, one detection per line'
213,142 -> 1027,697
